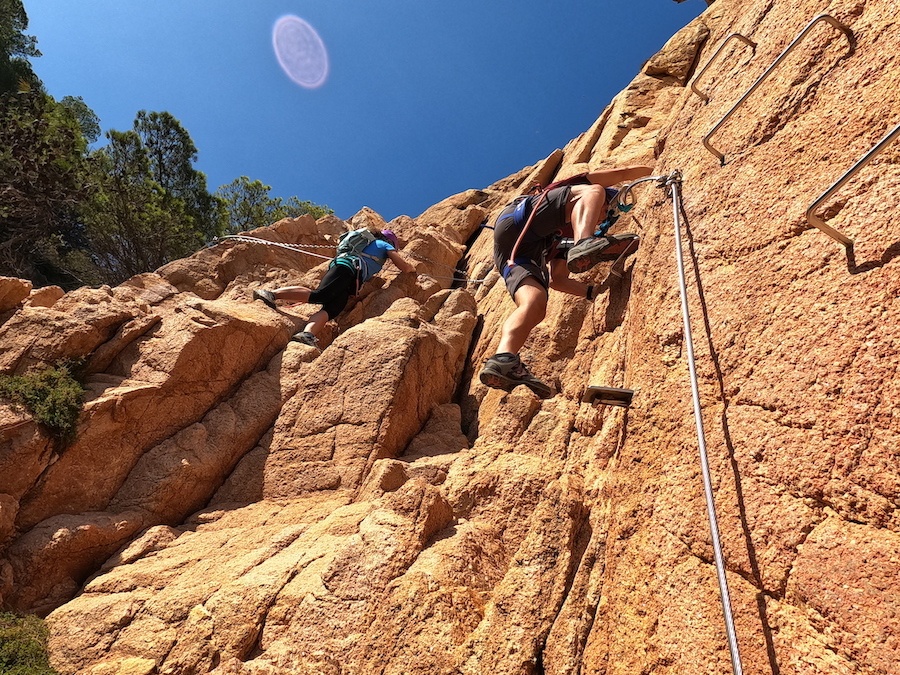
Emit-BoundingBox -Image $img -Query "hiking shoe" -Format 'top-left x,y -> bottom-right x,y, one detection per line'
253,289 -> 277,309
290,331 -> 319,348
566,234 -> 640,274
479,353 -> 554,399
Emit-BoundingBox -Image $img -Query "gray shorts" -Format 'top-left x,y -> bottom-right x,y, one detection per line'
492,186 -> 572,298
503,260 -> 549,297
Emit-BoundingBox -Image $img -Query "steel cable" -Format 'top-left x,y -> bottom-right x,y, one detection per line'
664,170 -> 744,675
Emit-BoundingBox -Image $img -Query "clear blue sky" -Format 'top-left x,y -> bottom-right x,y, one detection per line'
25,1 -> 706,221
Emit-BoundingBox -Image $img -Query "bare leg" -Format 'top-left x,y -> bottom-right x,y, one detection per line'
303,310 -> 329,337
481,277 -> 554,399
566,184 -> 607,241
496,278 -> 548,355
271,285 -> 313,304
262,285 -> 326,337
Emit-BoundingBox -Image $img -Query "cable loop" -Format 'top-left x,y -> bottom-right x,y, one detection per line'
213,234 -> 492,285
213,235 -> 335,260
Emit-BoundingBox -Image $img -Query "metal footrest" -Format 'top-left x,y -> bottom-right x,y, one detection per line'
581,386 -> 634,408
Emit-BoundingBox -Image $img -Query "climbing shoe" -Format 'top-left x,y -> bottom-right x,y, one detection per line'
566,234 -> 640,274
253,289 -> 277,309
479,353 -> 553,399
290,331 -> 319,348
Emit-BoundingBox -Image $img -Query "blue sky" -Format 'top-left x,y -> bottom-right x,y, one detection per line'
25,1 -> 706,221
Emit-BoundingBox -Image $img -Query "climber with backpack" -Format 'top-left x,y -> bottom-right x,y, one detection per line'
253,227 -> 415,347
479,165 -> 654,399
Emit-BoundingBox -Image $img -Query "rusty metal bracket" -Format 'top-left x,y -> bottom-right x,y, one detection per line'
690,33 -> 757,103
702,14 -> 854,165
806,122 -> 900,250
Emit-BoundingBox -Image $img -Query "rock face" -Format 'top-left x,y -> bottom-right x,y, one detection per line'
0,0 -> 897,673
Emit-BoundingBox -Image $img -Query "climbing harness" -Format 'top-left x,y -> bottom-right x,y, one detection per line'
663,170 -> 745,675
505,191 -> 551,272
595,186 -> 634,237
504,174 -> 658,278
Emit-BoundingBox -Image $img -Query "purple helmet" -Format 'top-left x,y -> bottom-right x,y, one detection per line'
381,229 -> 399,248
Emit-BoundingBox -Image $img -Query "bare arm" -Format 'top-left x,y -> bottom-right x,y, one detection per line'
548,259 -> 590,297
585,165 -> 654,187
387,249 -> 416,273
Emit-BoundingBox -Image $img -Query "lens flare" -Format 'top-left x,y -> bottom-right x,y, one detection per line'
272,15 -> 328,89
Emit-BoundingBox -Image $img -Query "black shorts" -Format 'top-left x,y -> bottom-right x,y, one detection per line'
309,264 -> 357,319
492,186 -> 571,297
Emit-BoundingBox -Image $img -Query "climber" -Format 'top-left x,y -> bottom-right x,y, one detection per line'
479,165 -> 654,399
253,227 -> 415,347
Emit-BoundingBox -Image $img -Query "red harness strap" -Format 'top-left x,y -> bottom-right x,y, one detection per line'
505,173 -> 592,269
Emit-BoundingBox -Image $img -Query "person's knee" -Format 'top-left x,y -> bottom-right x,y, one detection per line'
582,184 -> 607,204
515,283 -> 548,319
526,300 -> 547,326
567,185 -> 607,226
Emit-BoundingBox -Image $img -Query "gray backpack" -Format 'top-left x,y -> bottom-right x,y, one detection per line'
336,228 -> 379,261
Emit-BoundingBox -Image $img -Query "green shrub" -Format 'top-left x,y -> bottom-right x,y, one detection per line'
0,612 -> 58,675
0,362 -> 84,444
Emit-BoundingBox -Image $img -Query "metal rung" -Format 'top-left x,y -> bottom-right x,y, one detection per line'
581,386 -> 634,408
703,14 -> 854,165
806,122 -> 900,249
690,33 -> 757,103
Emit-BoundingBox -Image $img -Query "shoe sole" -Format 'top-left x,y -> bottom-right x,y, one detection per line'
480,370 -> 515,393
524,381 -> 554,400
567,236 -> 639,274
479,370 -> 554,399
253,292 -> 277,310
290,337 -> 320,349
